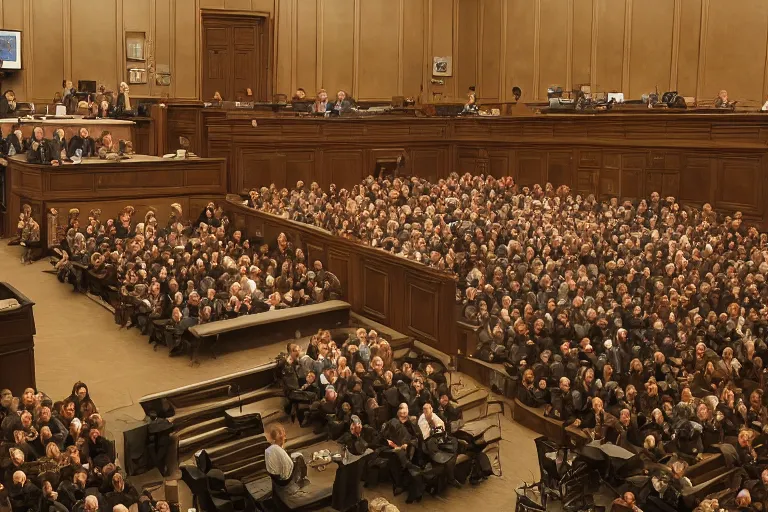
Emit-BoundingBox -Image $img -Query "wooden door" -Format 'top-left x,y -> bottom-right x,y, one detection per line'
202,22 -> 230,101
201,12 -> 269,101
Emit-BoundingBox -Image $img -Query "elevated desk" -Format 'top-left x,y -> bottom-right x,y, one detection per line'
0,115 -> 157,156
5,154 -> 227,242
0,116 -> 134,144
168,107 -> 768,228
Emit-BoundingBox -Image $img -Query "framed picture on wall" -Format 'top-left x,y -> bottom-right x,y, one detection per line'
433,56 -> 452,77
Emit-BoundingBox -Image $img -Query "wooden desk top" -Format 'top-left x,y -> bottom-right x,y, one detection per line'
0,116 -> 135,126
7,154 -> 213,168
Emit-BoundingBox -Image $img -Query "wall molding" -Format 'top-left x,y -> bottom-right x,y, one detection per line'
532,0 -> 541,100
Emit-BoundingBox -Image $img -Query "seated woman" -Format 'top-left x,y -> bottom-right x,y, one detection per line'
311,89 -> 330,113
264,423 -> 309,492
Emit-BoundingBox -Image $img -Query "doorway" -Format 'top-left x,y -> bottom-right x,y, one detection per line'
201,11 -> 271,102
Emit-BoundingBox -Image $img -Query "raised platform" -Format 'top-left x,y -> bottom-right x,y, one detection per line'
5,154 -> 227,241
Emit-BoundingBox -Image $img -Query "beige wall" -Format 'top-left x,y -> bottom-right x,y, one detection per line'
0,0 -> 274,103
5,0 -> 768,104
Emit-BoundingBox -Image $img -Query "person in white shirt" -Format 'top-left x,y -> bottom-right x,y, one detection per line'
265,423 -> 309,491
418,403 -> 462,488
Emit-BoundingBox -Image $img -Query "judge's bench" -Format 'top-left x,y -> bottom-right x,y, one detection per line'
161,105 -> 768,229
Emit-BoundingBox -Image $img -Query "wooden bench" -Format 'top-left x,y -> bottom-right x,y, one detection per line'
188,300 -> 351,361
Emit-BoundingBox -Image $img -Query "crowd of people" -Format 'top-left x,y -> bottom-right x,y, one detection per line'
269,327 -> 491,505
0,382 -> 172,512
246,174 -> 768,510
50,202 -> 340,355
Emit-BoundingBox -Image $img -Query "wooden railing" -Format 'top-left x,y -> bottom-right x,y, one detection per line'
225,197 -> 459,354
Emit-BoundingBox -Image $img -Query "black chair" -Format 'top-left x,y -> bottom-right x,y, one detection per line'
196,449 -> 214,474
181,464 -> 215,512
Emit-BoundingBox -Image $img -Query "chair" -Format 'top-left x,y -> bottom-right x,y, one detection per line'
181,464 -> 215,512
196,449 -> 214,474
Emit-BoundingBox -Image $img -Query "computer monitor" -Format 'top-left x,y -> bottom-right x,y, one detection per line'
78,80 -> 97,94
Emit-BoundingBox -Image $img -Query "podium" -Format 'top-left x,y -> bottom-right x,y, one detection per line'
331,448 -> 373,511
0,283 -> 36,394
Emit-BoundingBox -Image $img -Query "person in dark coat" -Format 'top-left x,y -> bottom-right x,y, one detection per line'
67,128 -> 97,158
0,90 -> 18,117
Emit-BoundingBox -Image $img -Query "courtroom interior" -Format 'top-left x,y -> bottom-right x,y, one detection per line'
4,1 -> 768,512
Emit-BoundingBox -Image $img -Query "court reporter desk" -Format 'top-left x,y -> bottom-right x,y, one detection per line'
170,105 -> 768,228
5,154 -> 226,243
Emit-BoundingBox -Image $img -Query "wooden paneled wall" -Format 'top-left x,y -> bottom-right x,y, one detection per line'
0,0 -> 273,103
276,0 -> 768,103
5,0 -> 768,103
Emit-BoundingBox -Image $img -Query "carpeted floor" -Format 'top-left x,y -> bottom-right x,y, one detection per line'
0,241 -> 544,511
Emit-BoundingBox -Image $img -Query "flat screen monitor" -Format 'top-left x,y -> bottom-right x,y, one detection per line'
78,80 -> 97,93
0,30 -> 21,70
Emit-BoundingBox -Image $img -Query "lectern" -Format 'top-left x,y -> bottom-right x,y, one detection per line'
0,282 -> 36,394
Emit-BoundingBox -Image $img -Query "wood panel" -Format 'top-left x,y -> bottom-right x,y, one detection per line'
296,1 -> 318,95
676,0 -> 702,95
479,0 -> 502,101
572,0 -> 594,88
402,0 -> 426,98
321,0 -> 355,94
358,0 -> 399,100
324,150 -> 363,191
71,0 -> 118,93
702,0 -> 768,102
716,157 -> 763,215
505,0 -> 536,101
457,0 -> 479,98
538,0 -> 568,98
30,0 -> 64,101
628,0 -> 674,98
594,0 -> 625,93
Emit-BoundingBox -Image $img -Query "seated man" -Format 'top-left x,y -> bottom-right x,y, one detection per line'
67,128 -> 97,159
26,127 -> 59,165
418,403 -> 461,489
337,415 -> 369,456
380,403 -> 422,503
304,385 -> 342,435
8,470 -> 40,512
265,423 -> 309,493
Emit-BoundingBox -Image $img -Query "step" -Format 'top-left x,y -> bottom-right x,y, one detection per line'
177,417 -> 227,442
171,388 -> 284,429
